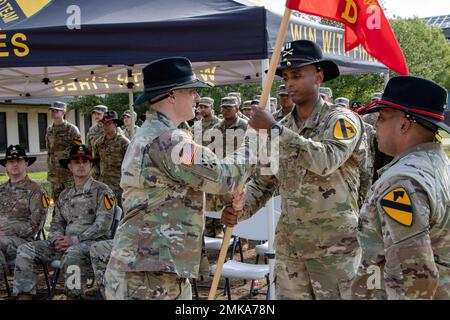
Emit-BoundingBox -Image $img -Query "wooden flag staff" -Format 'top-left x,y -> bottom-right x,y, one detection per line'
208,7 -> 292,300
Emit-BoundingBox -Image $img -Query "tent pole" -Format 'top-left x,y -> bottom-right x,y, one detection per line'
383,71 -> 390,88
127,66 -> 135,137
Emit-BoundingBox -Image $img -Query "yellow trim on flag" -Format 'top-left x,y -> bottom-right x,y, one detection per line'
16,0 -> 51,18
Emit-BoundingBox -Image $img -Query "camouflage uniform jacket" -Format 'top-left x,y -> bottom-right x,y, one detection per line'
272,107 -> 293,122
92,132 -> 130,192
86,123 -> 104,150
193,116 -> 221,147
48,177 -> 115,244
46,121 -> 81,184
362,113 -> 378,126
123,125 -> 140,141
213,116 -> 248,158
0,176 -> 48,240
243,98 -> 367,260
352,142 -> 450,299
108,111 -> 250,278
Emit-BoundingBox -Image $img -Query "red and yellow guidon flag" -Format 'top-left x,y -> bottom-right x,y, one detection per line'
285,0 -> 409,75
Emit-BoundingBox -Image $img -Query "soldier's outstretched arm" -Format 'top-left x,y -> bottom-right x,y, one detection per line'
278,111 -> 363,176
378,177 -> 438,299
73,188 -> 115,244
152,130 -> 253,195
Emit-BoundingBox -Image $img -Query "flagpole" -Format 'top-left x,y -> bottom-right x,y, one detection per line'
208,7 -> 292,301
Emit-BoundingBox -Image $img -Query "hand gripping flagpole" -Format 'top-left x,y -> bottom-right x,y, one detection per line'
208,7 -> 292,300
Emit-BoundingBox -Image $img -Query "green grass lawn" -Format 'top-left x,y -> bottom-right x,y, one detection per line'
0,171 -> 47,183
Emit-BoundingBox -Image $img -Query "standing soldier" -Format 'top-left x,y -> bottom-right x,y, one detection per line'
197,97 -> 220,135
86,105 -> 108,150
92,111 -> 130,207
319,87 -> 333,103
104,57 -> 252,300
335,97 -> 350,109
213,96 -> 248,160
122,110 -> 140,140
241,100 -> 253,119
351,76 -> 450,300
229,92 -> 250,121
13,145 -> 115,300
0,145 -> 48,274
272,84 -> 294,121
223,40 -> 367,300
46,101 -> 82,202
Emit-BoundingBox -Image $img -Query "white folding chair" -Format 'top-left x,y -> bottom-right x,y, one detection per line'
210,204 -> 281,299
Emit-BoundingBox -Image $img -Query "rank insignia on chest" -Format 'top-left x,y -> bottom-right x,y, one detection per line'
333,119 -> 357,140
41,194 -> 50,208
104,194 -> 115,210
380,187 -> 413,226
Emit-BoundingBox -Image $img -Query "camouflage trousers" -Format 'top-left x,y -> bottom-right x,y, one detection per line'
104,269 -> 192,300
0,236 -> 27,272
13,240 -> 94,297
89,239 -> 113,298
274,251 -> 359,300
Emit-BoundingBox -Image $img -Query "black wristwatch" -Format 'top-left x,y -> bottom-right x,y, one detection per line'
270,123 -> 284,136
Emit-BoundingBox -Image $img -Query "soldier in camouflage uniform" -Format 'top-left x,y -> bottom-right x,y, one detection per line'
351,76 -> 450,300
196,97 -> 220,136
46,101 -> 82,202
0,145 -> 48,273
273,84 -> 294,121
319,87 -> 333,103
224,40 -> 367,300
92,111 -> 130,208
122,110 -> 140,140
13,145 -> 115,299
104,57 -> 252,300
241,100 -> 253,119
361,92 -> 382,126
86,105 -> 108,150
335,97 -> 350,109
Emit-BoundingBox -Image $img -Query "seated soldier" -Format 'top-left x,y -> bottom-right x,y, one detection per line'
0,145 -> 48,274
12,145 -> 115,300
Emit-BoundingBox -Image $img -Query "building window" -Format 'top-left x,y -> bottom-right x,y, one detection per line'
38,113 -> 48,151
84,113 -> 92,137
0,112 -> 6,153
17,113 -> 29,152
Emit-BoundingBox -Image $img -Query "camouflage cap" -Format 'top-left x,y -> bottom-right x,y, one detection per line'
253,94 -> 262,100
279,84 -> 288,95
92,105 -> 108,114
242,100 -> 252,110
198,96 -> 214,107
221,96 -> 238,108
49,101 -> 67,112
228,92 -> 241,104
251,99 -> 260,106
335,97 -> 350,107
319,87 -> 333,98
122,110 -> 137,118
270,97 -> 278,105
371,92 -> 382,101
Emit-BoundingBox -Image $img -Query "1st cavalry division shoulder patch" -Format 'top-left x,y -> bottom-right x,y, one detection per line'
333,119 -> 357,140
104,194 -> 115,210
41,194 -> 50,208
380,187 -> 413,226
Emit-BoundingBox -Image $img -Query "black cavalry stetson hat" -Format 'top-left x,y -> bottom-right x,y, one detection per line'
276,40 -> 340,82
0,145 -> 36,167
359,76 -> 450,133
101,110 -> 124,127
59,144 -> 99,169
134,57 -> 212,106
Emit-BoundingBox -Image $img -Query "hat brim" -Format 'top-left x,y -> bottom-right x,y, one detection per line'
49,107 -> 65,112
59,157 -> 99,170
360,102 -> 450,134
274,59 -> 340,82
102,118 -> 124,127
0,156 -> 36,167
134,79 -> 212,106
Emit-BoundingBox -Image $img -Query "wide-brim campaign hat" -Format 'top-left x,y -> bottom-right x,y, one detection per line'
134,57 -> 212,106
358,76 -> 450,133
59,145 -> 99,169
0,145 -> 36,167
275,40 -> 340,82
101,110 -> 124,127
